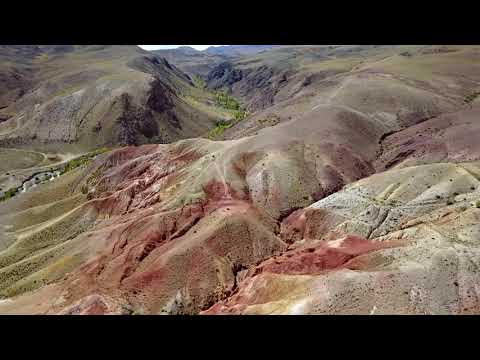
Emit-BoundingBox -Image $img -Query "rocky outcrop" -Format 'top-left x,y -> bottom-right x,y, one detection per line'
204,161 -> 480,314
206,62 -> 292,112
206,62 -> 244,90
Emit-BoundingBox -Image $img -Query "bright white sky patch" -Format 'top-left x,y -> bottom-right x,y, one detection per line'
139,45 -> 225,51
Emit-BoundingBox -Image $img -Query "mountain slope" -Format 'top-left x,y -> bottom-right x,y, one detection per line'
0,45 -> 221,153
1,45 -> 480,314
1,100 -> 480,314
210,45 -> 480,139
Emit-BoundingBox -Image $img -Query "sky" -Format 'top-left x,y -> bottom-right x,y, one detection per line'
138,45 -> 224,51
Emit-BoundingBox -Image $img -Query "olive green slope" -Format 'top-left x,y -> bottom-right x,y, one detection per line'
0,45 -> 231,153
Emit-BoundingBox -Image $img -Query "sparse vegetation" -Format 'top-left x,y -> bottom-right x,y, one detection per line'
207,120 -> 233,139
0,187 -> 17,202
205,91 -> 248,139
61,156 -> 91,175
61,147 -> 110,175
191,75 -> 206,89
0,147 -> 110,203
215,91 -> 241,111
464,92 -> 480,104
258,114 -> 281,127
207,107 -> 248,139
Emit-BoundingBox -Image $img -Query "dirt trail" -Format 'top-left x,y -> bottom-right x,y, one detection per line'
0,115 -> 22,137
311,76 -> 354,111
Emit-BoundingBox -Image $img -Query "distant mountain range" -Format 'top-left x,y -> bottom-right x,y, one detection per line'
151,45 -> 280,77
204,45 -> 278,56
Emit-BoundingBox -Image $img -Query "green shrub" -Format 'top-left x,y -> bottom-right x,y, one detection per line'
215,91 -> 242,111
0,187 -> 17,202
61,157 -> 90,174
61,147 -> 110,175
464,92 -> 480,104
0,147 -> 111,202
207,121 -> 232,139
233,108 -> 248,122
192,76 -> 206,89
205,92 -> 249,139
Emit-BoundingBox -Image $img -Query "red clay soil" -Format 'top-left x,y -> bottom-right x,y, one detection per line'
280,207 -> 346,244
3,102 -> 480,315
43,145 -> 286,313
375,106 -> 480,171
202,235 -> 402,314
253,235 -> 398,276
